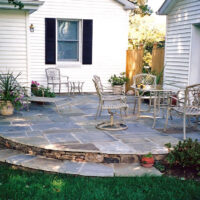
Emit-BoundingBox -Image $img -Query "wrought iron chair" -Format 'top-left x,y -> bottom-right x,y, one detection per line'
92,77 -> 127,118
132,73 -> 157,117
45,68 -> 69,93
152,90 -> 173,128
164,84 -> 200,140
93,75 -> 113,93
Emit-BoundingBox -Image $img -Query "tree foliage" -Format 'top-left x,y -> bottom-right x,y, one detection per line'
8,0 -> 24,9
128,1 -> 165,67
130,0 -> 153,16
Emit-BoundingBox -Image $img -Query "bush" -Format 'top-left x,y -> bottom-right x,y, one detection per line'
108,72 -> 129,86
165,138 -> 200,172
32,87 -> 55,98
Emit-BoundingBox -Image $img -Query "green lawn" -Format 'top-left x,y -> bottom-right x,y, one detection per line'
0,163 -> 199,200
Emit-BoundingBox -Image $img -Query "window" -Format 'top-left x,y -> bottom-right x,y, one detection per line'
45,18 -> 92,65
57,20 -> 79,61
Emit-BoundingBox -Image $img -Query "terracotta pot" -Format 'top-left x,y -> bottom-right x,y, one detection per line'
141,156 -> 155,168
113,85 -> 124,95
0,101 -> 14,116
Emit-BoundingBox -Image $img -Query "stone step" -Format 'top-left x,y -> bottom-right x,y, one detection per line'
0,136 -> 167,163
0,148 -> 162,177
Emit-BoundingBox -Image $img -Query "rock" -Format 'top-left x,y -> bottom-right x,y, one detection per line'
126,90 -> 134,95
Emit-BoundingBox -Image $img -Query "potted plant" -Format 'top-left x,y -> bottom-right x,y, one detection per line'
0,72 -> 26,115
141,152 -> 155,168
108,72 -> 129,95
31,80 -> 40,93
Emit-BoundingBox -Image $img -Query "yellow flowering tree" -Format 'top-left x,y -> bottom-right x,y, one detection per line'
129,13 -> 165,67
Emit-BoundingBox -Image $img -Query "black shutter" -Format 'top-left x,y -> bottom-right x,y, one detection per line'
82,20 -> 93,65
45,18 -> 56,64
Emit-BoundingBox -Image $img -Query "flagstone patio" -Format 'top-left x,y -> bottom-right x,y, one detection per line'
0,94 -> 199,164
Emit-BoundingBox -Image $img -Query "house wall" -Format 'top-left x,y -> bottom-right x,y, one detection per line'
190,24 -> 200,85
164,0 -> 200,89
29,0 -> 129,92
0,10 -> 29,84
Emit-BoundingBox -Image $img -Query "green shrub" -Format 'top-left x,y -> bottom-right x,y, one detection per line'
32,87 -> 55,98
166,138 -> 200,172
108,72 -> 129,86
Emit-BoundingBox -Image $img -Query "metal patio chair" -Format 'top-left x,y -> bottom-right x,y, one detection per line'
164,84 -> 200,140
92,77 -> 127,118
45,68 -> 69,93
151,90 -> 173,128
93,75 -> 113,93
132,73 -> 157,116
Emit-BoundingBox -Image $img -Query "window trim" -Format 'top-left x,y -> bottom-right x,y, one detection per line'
56,18 -> 82,64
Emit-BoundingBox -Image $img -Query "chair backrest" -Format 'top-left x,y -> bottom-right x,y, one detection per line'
92,78 -> 103,100
133,73 -> 157,89
93,75 -> 104,92
185,84 -> 200,109
45,68 -> 60,83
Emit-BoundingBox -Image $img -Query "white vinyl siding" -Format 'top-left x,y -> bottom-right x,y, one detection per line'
29,0 -> 129,92
163,0 -> 200,89
0,10 -> 28,84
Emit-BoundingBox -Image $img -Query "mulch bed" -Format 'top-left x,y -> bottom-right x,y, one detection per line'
155,161 -> 200,181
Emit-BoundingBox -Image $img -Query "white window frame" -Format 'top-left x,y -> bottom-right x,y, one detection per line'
56,19 -> 82,67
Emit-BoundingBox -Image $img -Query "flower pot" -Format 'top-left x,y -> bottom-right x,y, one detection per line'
113,85 -> 124,95
141,156 -> 155,168
0,101 -> 14,116
31,86 -> 38,94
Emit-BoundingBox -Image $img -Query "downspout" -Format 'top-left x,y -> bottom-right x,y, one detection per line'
25,11 -> 30,90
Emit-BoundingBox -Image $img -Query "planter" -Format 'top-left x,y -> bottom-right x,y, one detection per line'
113,85 -> 124,95
0,101 -> 14,116
31,86 -> 38,94
141,156 -> 155,168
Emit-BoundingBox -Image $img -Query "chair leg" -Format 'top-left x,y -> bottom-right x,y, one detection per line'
137,98 -> 141,119
195,116 -> 199,129
120,108 -> 122,119
133,97 -> 137,114
152,98 -> 157,129
125,107 -> 128,117
67,84 -> 70,95
183,114 -> 186,140
96,102 -> 101,119
53,84 -> 55,93
164,108 -> 170,132
99,104 -> 103,116
59,84 -> 61,94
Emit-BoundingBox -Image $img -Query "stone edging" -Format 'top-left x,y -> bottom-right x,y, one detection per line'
0,136 -> 167,163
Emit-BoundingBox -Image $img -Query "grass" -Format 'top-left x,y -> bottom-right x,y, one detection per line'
0,163 -> 200,200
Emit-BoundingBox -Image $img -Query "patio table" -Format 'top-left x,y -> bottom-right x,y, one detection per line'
131,84 -> 173,120
69,81 -> 84,94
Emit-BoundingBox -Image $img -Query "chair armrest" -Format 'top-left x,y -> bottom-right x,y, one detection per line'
61,75 -> 69,81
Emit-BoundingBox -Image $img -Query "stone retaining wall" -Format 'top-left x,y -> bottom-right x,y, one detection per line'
0,136 -> 167,163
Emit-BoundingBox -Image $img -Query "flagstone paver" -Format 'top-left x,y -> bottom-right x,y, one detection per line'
113,163 -> 162,176
0,148 -> 162,177
79,162 -> 114,177
0,149 -> 23,162
0,94 -> 199,168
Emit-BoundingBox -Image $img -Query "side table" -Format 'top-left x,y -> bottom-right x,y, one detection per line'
69,81 -> 84,94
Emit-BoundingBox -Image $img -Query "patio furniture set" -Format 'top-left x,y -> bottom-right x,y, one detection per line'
93,74 -> 200,140
45,68 -> 84,95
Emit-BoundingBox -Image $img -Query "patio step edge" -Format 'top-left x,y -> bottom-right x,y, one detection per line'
0,136 -> 167,164
0,148 -> 162,177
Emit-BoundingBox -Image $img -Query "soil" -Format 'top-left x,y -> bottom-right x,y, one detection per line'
155,161 -> 200,181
